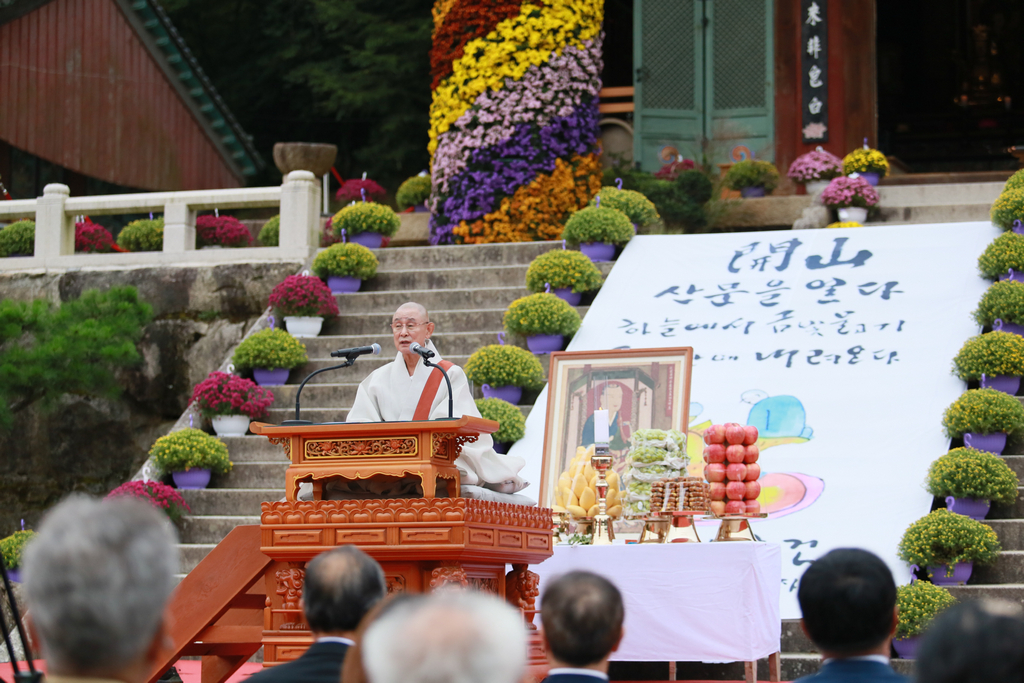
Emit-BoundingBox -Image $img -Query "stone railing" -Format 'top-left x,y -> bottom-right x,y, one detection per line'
0,171 -> 322,271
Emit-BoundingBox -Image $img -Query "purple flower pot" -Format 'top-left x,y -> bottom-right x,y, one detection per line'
579,242 -> 616,262
928,562 -> 973,586
349,232 -> 384,249
859,172 -> 880,186
327,275 -> 361,293
993,319 -> 1024,337
253,367 -> 290,386
998,269 -> 1024,284
979,374 -> 1021,395
414,205 -> 430,213
740,186 -> 766,198
963,432 -> 1007,455
527,334 -> 564,354
553,288 -> 582,306
172,468 -> 212,490
481,384 -> 523,404
946,496 -> 991,521
492,441 -> 510,454
5,569 -> 21,583
892,636 -> 919,659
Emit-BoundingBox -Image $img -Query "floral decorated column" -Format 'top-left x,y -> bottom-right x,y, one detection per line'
428,0 -> 605,245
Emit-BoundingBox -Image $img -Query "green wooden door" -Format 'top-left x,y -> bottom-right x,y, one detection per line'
634,0 -> 774,170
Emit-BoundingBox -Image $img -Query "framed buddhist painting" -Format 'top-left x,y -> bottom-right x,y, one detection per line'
538,347 -> 693,510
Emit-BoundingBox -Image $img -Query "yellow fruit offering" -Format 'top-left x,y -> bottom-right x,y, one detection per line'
551,444 -> 622,520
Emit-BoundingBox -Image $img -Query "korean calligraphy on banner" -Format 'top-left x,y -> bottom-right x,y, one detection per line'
510,222 -> 999,619
801,0 -> 828,142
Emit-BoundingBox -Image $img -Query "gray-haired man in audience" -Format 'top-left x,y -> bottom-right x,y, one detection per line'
22,495 -> 178,683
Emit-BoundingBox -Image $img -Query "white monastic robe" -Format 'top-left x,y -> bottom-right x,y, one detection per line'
346,340 -> 527,491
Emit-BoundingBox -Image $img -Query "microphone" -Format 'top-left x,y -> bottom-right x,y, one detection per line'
409,342 -> 435,359
331,343 -> 381,358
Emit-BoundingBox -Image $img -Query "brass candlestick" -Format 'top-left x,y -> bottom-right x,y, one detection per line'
590,444 -> 615,545
552,511 -> 570,543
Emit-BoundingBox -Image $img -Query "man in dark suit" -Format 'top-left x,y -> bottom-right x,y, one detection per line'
248,546 -> 385,683
796,549 -> 907,683
539,571 -> 625,683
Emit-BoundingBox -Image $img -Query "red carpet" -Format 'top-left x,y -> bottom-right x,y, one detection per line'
0,660 -> 263,683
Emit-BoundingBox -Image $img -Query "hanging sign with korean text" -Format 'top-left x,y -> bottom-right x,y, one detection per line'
801,0 -> 828,142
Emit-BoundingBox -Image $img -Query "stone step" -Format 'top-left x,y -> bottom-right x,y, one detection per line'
363,265 -> 532,291
947,584 -> 1024,604
177,515 -> 260,544
218,462 -> 290,489
1002,455 -> 1024,480
218,435 -> 290,463
290,355 -> 474,384
989,487 -> 1024,519
373,241 -> 564,270
876,181 -> 1003,207
332,286 -> 531,314
322,308 -> 509,336
780,619 -> 816,653
180,543 -> 216,573
179,488 -> 282,516
972,550 -> 1024,584
301,331 -> 506,358
269,382 -> 361,408
869,204 -> 992,225
988,520 -> 1024,551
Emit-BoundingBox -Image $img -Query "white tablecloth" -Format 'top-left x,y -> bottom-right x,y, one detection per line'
532,542 -> 781,663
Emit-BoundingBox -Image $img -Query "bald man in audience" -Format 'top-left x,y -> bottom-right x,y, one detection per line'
345,302 -> 528,495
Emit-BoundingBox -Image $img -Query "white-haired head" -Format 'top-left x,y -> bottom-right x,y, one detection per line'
23,495 -> 178,676
362,592 -> 526,683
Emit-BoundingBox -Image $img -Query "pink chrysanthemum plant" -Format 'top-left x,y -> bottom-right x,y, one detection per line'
190,371 -> 274,420
196,214 -> 253,248
106,480 -> 191,523
819,176 -> 880,209
787,147 -> 844,183
268,275 -> 340,318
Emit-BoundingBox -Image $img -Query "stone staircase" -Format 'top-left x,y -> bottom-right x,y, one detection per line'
867,181 -> 1003,225
175,241 -> 611,576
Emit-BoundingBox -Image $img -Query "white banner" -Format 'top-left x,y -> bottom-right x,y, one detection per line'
511,222 -> 999,619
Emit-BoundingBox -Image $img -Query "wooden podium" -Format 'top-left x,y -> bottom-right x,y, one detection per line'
249,418 -> 553,671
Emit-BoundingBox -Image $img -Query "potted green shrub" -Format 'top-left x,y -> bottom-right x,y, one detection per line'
925,447 -> 1020,521
232,328 -> 308,386
723,160 -> 780,198
588,187 -> 660,229
952,331 -> 1024,394
258,215 -> 280,247
525,250 -> 603,306
190,371 -> 274,436
397,174 -> 431,212
991,187 -> 1024,233
150,427 -> 232,490
977,233 -> 1024,282
974,281 -> 1024,336
942,388 -> 1024,455
897,508 -> 1001,586
117,217 -> 164,252
893,580 -> 956,659
561,206 -> 634,263
465,344 -> 545,405
0,529 -> 35,582
106,480 -> 191,523
331,202 -> 401,249
475,397 -> 526,453
268,275 -> 340,337
312,242 -> 379,293
503,293 -> 581,354
0,220 -> 35,257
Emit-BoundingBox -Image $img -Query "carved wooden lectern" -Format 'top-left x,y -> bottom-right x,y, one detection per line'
249,418 -> 553,672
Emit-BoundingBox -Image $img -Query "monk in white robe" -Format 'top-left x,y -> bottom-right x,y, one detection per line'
346,302 -> 528,494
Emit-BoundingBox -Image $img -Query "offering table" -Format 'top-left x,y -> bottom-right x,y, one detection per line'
250,419 -> 553,671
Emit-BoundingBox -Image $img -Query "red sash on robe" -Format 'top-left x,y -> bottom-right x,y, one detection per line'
412,360 -> 454,420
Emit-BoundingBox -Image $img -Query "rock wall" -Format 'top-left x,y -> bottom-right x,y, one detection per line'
0,260 -> 304,534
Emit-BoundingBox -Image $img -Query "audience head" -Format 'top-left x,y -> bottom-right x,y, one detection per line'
540,571 -> 624,668
916,599 -> 1024,683
362,591 -> 525,683
23,495 -> 178,677
797,548 -> 897,656
303,545 -> 386,635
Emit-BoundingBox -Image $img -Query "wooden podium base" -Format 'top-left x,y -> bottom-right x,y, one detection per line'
260,497 -> 553,674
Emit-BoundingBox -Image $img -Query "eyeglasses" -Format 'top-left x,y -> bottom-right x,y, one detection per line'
390,321 -> 429,332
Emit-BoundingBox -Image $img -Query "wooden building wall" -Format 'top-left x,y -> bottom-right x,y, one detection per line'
774,0 -> 877,194
0,0 -> 242,192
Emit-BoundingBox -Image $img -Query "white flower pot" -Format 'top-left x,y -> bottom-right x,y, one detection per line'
284,316 -> 324,338
212,414 -> 251,437
837,207 -> 868,223
805,180 -> 830,195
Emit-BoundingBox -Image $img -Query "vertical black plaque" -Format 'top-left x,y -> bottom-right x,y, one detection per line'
800,0 -> 828,142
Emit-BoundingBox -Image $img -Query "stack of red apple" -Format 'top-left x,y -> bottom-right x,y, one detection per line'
702,423 -> 761,517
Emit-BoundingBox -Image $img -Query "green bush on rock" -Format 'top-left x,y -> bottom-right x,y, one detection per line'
117,218 -> 164,252
0,220 -> 35,256
258,215 -> 280,246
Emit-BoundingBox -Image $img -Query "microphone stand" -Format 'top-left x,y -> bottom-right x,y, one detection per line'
422,356 -> 454,420
282,358 -> 356,424
0,554 -> 42,683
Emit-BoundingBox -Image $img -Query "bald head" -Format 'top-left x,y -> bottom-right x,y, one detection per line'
395,302 -> 429,321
